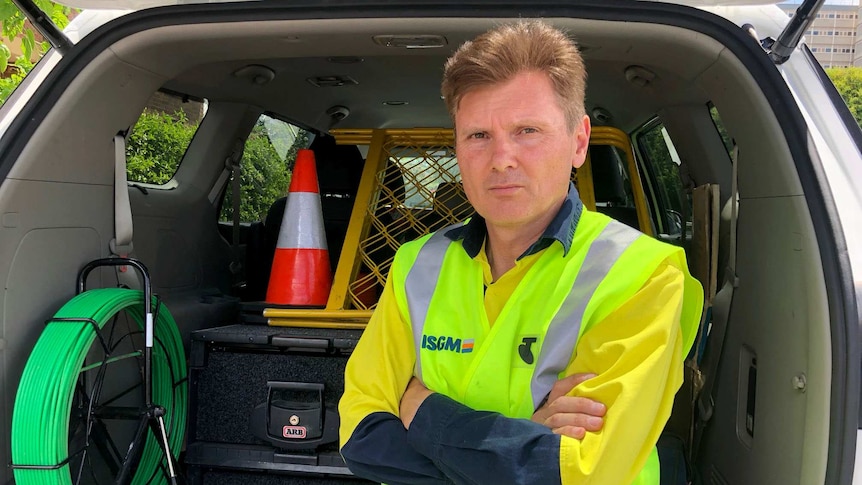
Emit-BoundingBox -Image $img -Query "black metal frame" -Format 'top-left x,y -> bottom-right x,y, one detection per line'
8,0 -> 73,55
12,258 -> 181,485
76,257 -> 180,485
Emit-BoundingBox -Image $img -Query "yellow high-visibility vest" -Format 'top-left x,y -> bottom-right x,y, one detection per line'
391,211 -> 702,484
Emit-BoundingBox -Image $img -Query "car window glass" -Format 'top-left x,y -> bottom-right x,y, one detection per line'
636,122 -> 690,242
708,102 -> 734,160
390,147 -> 460,210
126,91 -> 207,185
219,114 -> 310,223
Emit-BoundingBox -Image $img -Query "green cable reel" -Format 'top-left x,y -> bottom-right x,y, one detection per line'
11,288 -> 187,485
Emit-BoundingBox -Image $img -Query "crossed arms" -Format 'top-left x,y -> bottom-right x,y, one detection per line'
338,261 -> 687,485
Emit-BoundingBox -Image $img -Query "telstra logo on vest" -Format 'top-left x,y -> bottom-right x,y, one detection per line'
421,335 -> 474,353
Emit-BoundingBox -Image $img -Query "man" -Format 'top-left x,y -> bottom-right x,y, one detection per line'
339,20 -> 702,484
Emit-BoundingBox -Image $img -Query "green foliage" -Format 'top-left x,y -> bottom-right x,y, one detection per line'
221,122 -> 309,222
127,110 -> 307,223
641,129 -> 676,199
639,125 -> 688,235
126,109 -> 198,184
708,104 -> 733,156
0,54 -> 31,102
0,0 -> 71,64
826,66 -> 862,127
0,1 -> 73,103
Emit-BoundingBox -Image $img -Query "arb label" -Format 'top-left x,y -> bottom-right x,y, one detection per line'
282,426 -> 307,439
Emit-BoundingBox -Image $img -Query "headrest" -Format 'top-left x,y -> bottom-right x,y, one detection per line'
589,145 -> 627,206
434,182 -> 473,220
310,134 -> 364,194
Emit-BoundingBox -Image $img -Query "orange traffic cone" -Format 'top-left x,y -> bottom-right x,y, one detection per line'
266,149 -> 332,306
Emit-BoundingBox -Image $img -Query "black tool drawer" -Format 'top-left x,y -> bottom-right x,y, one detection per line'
186,324 -> 371,484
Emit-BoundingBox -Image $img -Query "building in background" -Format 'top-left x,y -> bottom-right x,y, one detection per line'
780,1 -> 861,68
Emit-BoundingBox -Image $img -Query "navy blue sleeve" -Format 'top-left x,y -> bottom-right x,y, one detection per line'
341,411 -> 454,485
406,393 -> 563,485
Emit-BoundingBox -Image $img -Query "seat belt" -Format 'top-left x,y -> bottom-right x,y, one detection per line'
692,144 -> 739,460
205,139 -> 245,286
226,140 -> 245,279
109,133 -> 139,289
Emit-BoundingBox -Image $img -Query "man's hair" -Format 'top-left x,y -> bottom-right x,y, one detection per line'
441,20 -> 587,129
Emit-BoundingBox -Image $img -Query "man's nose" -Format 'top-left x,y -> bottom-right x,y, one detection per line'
489,136 -> 517,171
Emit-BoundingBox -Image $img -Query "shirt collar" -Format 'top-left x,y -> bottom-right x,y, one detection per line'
444,182 -> 583,259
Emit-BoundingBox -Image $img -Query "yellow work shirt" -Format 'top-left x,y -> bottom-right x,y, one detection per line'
341,243 -> 687,484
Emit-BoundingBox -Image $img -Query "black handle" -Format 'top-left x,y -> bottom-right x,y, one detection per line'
265,381 -> 325,442
271,336 -> 330,350
77,258 -> 152,315
267,381 -> 324,392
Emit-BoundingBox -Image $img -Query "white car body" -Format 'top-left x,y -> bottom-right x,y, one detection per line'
0,1 -> 859,484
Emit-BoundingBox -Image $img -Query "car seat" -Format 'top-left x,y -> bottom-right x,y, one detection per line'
422,181 -> 473,233
590,145 -> 640,230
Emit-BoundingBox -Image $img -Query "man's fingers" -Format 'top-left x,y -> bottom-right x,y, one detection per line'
548,395 -> 606,417
543,412 -> 604,432
540,395 -> 606,431
547,373 -> 596,401
563,372 -> 597,389
533,376 -> 606,434
552,426 -> 586,440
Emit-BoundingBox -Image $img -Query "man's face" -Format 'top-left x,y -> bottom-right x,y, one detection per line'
454,71 -> 590,233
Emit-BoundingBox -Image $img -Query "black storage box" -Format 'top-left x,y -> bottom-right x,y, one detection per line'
186,324 -> 372,484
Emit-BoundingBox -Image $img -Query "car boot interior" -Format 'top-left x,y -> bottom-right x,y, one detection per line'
0,3 -> 844,484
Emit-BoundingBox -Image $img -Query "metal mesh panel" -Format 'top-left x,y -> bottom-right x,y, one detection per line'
348,131 -> 472,310
342,130 -> 586,310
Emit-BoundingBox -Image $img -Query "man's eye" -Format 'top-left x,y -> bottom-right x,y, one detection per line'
522,127 -> 538,134
469,132 -> 486,139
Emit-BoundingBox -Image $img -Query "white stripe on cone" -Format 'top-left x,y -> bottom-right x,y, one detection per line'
275,192 -> 328,250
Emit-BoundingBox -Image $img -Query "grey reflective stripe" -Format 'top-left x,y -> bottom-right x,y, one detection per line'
405,224 -> 462,379
530,221 -> 642,410
275,192 -> 328,249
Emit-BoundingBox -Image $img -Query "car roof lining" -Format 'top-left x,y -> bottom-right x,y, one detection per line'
104,16 -> 727,133
12,12 -> 804,205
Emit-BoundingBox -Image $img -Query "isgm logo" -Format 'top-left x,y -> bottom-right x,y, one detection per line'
422,335 -> 474,354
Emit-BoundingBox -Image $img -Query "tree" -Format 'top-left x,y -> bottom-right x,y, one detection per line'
221,121 -> 309,222
126,109 -> 198,184
0,1 -> 73,103
825,66 -> 862,127
127,109 -> 308,223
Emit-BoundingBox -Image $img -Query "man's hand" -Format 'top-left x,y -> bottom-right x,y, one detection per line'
531,373 -> 606,440
400,377 -> 434,429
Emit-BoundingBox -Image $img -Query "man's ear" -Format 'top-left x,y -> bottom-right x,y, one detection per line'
571,115 -> 591,169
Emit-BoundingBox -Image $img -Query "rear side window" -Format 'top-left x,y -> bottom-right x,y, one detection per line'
219,114 -> 310,223
126,91 -> 206,185
635,122 -> 690,241
708,102 -> 734,159
392,147 -> 460,210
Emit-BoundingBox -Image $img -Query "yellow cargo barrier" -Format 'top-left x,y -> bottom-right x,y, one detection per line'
264,309 -> 373,320
265,309 -> 373,328
265,127 -> 652,325
267,320 -> 369,330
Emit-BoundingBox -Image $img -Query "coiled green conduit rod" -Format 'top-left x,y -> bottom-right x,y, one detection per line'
11,288 -> 187,485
